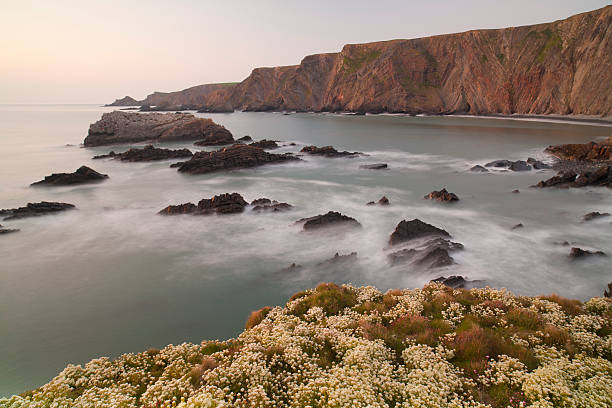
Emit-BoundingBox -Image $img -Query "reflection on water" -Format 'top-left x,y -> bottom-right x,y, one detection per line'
0,105 -> 611,396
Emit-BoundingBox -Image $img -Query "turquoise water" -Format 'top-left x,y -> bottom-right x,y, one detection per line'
0,105 -> 611,396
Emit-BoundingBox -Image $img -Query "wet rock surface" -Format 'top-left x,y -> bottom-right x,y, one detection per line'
512,223 -> 524,230
431,275 -> 483,289
545,137 -> 612,162
159,193 -> 248,215
237,136 -> 253,142
296,211 -> 361,231
316,252 -> 358,267
0,202 -> 76,220
605,282 -> 612,298
389,219 -> 450,246
93,145 -> 193,162
250,198 -> 293,212
367,196 -> 390,206
424,188 -> 459,202
31,166 -> 108,186
300,145 -> 361,157
509,160 -> 531,171
84,111 -> 234,147
249,139 -> 280,149
172,144 -> 300,175
0,224 -> 19,234
569,247 -> 606,259
583,211 -> 610,221
535,165 -> 612,188
470,165 -> 488,172
359,163 -> 387,170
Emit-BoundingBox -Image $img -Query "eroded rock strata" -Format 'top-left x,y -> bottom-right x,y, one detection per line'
31,166 -> 108,186
172,144 -> 300,175
159,193 -> 248,216
300,145 -> 361,158
249,140 -> 280,149
0,202 -> 75,220
250,198 -> 293,212
93,145 -> 193,162
535,165 -> 612,188
84,111 -> 234,147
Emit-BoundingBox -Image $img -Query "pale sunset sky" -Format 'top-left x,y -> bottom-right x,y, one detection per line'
1,0 -> 609,103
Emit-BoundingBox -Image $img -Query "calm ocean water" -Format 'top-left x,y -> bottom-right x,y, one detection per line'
0,104 -> 611,396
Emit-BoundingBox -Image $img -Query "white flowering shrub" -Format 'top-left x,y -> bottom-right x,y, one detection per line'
2,283 -> 610,408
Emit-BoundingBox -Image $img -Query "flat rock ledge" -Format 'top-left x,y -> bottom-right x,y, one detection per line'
84,111 -> 234,147
360,163 -> 387,170
424,188 -> 459,202
171,144 -> 300,175
159,193 -> 248,215
296,211 -> 361,231
300,145 -> 362,158
388,219 -> 462,269
31,166 -> 108,186
93,145 -> 193,162
249,139 -> 280,150
0,202 -> 75,221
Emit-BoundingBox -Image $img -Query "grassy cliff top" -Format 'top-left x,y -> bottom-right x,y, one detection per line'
2,282 -> 611,408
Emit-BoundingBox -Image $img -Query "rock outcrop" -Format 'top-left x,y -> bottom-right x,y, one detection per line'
105,96 -> 140,106
250,198 -> 293,212
159,193 -> 248,216
31,166 -> 108,186
296,211 -> 361,231
316,252 -> 358,267
300,145 -> 361,157
84,111 -> 234,147
172,144 -> 300,175
545,137 -> 612,161
470,165 -> 489,172
535,165 -> 612,188
0,202 -> 75,220
360,163 -> 388,170
367,196 -> 390,206
424,188 -> 459,202
583,211 -> 610,221
569,247 -> 606,259
605,282 -> 612,298
431,276 -> 483,289
0,224 -> 19,234
249,139 -> 280,149
107,7 -> 612,118
93,145 -> 193,162
389,219 -> 450,246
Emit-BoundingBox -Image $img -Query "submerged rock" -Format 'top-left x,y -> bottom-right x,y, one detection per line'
360,163 -> 387,170
583,211 -> 610,221
470,165 -> 488,172
85,111 -> 234,147
0,202 -> 75,221
367,196 -> 390,206
172,144 -> 300,175
316,252 -> 358,266
297,211 -> 361,231
569,247 -> 606,259
249,139 -> 280,149
0,224 -> 19,234
431,276 -> 483,289
159,193 -> 248,216
93,145 -> 193,162
31,166 -> 108,186
300,145 -> 361,157
424,188 -> 459,202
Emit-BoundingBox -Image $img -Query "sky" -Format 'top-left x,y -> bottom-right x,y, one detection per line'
1,0 -> 609,103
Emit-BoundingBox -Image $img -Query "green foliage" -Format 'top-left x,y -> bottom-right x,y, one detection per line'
496,53 -> 505,64
342,48 -> 381,74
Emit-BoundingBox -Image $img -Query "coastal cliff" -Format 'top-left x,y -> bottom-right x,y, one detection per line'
109,6 -> 612,117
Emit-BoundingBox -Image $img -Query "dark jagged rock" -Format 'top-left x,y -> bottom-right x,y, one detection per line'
0,202 -> 75,221
250,198 -> 292,212
367,196 -> 390,206
605,282 -> 612,298
297,211 -> 361,231
535,165 -> 612,188
512,189 -> 520,193
583,211 -> 610,221
172,144 -> 300,175
512,223 -> 524,230
316,252 -> 358,266
432,276 -> 483,289
569,247 -> 606,259
527,158 -> 551,169
509,160 -> 532,171
249,139 -> 280,149
93,145 -> 193,162
31,166 -> 108,186
424,188 -> 459,202
0,224 -> 19,234
237,136 -> 253,142
300,145 -> 361,158
194,138 -> 234,147
84,111 -> 234,147
545,137 -> 612,162
159,193 -> 248,216
470,165 -> 488,172
389,219 -> 450,246
485,160 -> 513,168
360,163 -> 387,170
281,263 -> 303,273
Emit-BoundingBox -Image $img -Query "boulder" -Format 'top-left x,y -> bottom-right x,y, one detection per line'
84,111 -> 234,147
359,163 -> 387,170
296,211 -> 361,231
0,202 -> 75,221
237,136 -> 253,142
431,276 -> 483,289
485,160 -> 512,168
569,247 -> 606,259
470,165 -> 488,172
300,145 -> 361,157
93,145 -> 193,162
367,196 -> 390,206
389,219 -> 450,246
511,223 -> 524,230
424,188 -> 459,202
31,166 -> 108,186
159,193 -> 248,216
583,211 -> 610,221
172,144 -> 300,175
250,198 -> 293,212
249,139 -> 280,149
509,160 -> 531,171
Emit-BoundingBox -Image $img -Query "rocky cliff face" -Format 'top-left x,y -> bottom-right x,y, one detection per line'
110,6 -> 612,117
